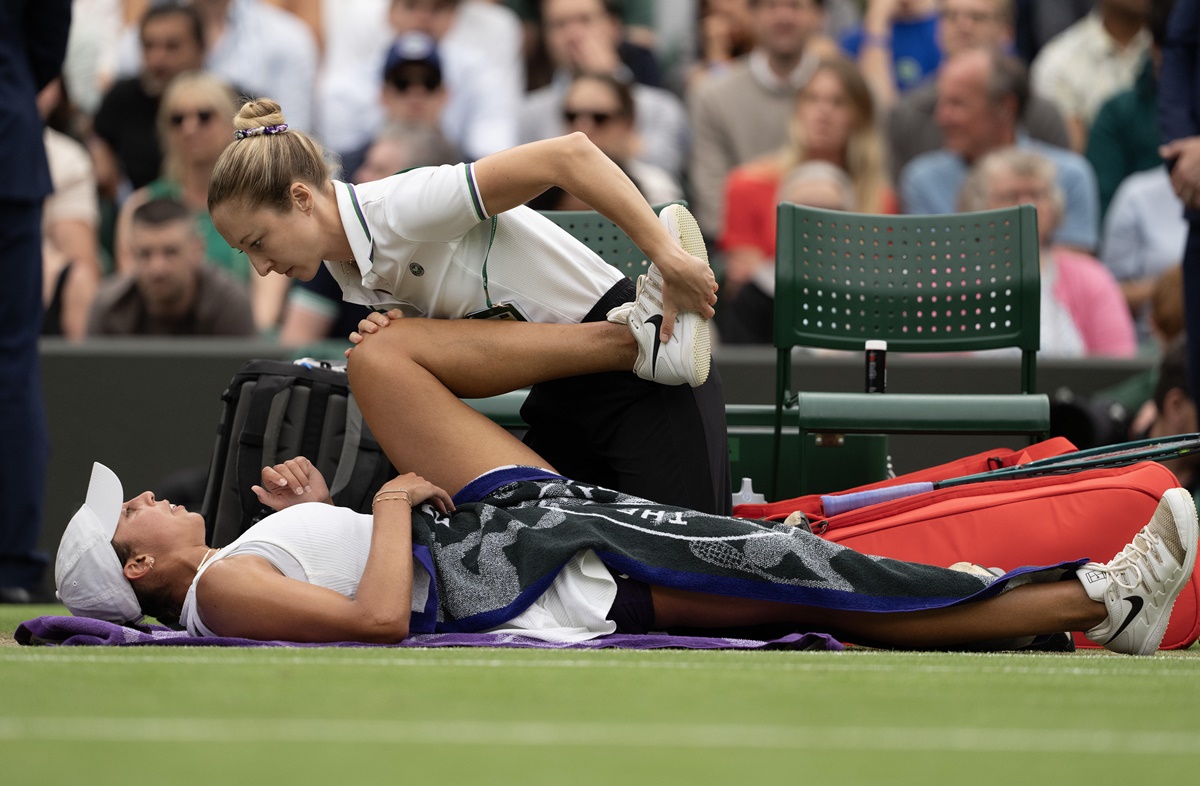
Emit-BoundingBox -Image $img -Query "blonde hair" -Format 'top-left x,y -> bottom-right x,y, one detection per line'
157,71 -> 238,183
207,98 -> 332,214
780,55 -> 890,215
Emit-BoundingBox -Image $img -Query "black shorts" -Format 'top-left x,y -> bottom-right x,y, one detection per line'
521,278 -> 732,516
605,566 -> 655,634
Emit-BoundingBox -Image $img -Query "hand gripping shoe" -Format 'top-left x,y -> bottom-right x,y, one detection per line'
606,205 -> 712,387
1077,488 -> 1199,655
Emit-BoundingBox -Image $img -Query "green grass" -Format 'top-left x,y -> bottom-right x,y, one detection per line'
4,604 -> 1200,785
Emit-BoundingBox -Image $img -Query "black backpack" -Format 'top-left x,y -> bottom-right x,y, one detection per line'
199,359 -> 395,546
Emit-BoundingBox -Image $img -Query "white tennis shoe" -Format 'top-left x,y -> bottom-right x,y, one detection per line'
606,205 -> 712,387
1077,487 -> 1199,655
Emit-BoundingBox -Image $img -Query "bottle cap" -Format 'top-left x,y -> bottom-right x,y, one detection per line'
733,477 -> 766,505
865,340 -> 888,351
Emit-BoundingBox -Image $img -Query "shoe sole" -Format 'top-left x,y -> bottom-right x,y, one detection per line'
673,311 -> 710,386
1135,488 -> 1199,655
659,205 -> 711,386
662,203 -> 709,266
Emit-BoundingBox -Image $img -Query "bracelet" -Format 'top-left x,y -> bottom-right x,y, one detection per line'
372,490 -> 412,508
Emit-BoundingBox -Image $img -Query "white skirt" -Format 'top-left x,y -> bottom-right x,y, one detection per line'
482,549 -> 618,642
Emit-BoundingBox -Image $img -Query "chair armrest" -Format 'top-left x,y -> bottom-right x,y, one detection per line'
726,403 -> 778,428
793,392 -> 1050,434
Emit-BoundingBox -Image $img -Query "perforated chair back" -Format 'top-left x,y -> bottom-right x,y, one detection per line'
774,203 -> 1041,392
539,202 -> 684,280
770,203 -> 1046,498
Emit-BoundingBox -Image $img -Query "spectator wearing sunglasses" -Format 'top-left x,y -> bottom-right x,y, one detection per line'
519,0 -> 690,181
339,32 -> 463,182
111,71 -> 289,333
387,0 -> 523,161
529,72 -> 682,211
91,2 -> 207,197
111,0 -> 318,135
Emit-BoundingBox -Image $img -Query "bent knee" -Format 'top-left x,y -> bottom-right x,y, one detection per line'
347,320 -> 417,384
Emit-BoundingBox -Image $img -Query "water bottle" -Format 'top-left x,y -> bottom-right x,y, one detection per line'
733,477 -> 767,506
865,339 -> 887,393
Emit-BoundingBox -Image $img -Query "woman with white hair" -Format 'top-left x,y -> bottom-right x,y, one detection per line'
959,147 -> 1137,357
720,160 -> 858,344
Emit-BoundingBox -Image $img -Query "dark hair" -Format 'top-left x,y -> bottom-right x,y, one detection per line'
1155,336 -> 1191,411
567,71 -> 635,119
140,1 -> 205,51
110,539 -> 183,629
986,49 -> 1030,119
131,197 -> 194,228
1150,0 -> 1177,47
537,0 -> 621,18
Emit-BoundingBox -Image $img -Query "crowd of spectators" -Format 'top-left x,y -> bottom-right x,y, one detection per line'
7,0 -> 1198,605
32,0 -> 1183,361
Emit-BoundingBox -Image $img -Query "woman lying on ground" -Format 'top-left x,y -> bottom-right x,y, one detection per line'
55,316 -> 1198,654
205,98 -> 730,515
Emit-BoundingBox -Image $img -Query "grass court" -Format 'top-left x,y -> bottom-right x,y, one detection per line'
4,604 -> 1200,784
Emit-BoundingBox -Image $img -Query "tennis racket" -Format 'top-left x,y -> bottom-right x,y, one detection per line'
820,433 -> 1200,517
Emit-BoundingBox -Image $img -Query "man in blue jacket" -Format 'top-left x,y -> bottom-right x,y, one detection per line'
1158,0 -> 1200,401
0,0 -> 72,602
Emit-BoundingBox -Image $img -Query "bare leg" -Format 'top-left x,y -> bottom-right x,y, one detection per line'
650,580 -> 1107,649
347,318 -> 637,495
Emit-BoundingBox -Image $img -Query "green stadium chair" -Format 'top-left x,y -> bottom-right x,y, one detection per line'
771,203 -> 1050,498
538,202 -> 685,280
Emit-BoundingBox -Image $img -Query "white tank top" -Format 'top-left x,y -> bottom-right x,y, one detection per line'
179,501 -> 616,642
179,503 -> 433,637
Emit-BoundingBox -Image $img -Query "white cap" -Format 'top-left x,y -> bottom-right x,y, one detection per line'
865,340 -> 888,351
54,463 -> 143,624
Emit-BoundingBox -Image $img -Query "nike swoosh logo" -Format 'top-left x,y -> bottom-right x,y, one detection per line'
1104,595 -> 1144,644
645,314 -> 664,375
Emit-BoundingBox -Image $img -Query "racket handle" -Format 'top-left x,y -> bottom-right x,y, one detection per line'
821,482 -> 935,517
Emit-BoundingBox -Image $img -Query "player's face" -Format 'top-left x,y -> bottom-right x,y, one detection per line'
212,197 -> 325,282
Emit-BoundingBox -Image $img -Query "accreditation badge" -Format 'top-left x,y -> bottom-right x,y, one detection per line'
464,300 -> 530,322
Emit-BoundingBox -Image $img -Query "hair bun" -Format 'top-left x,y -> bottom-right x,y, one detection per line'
233,98 -> 286,132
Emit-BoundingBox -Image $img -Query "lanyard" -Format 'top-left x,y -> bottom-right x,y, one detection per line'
480,215 -> 498,308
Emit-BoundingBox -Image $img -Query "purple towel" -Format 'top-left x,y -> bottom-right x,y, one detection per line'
15,615 -> 843,651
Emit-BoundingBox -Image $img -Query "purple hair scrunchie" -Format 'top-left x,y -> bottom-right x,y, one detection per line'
234,123 -> 289,140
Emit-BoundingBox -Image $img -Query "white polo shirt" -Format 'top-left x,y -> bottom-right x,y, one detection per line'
326,164 -> 623,324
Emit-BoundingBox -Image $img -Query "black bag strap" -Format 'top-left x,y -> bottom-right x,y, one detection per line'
299,380 -> 333,461
331,395 -> 393,512
199,379 -> 243,541
203,358 -> 391,535
236,374 -> 296,532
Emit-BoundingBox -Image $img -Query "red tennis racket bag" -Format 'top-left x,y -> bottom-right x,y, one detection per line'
735,440 -> 1200,650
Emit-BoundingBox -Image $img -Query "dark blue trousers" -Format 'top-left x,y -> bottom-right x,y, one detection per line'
0,199 -> 49,589
1186,224 -> 1200,399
